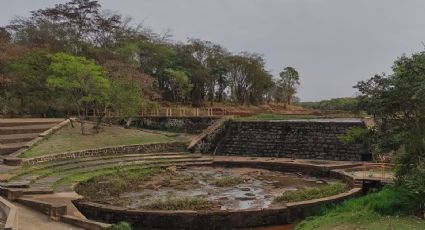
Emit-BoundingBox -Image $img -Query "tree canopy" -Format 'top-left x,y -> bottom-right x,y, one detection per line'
0,0 -> 301,117
355,51 -> 425,213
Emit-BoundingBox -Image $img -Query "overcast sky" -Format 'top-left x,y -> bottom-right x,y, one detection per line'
1,0 -> 425,101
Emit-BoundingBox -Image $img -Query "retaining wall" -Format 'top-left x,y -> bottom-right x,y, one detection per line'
216,119 -> 370,161
4,142 -> 187,166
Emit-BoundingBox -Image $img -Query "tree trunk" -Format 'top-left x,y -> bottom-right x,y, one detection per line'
93,109 -> 106,133
79,116 -> 86,135
124,117 -> 133,128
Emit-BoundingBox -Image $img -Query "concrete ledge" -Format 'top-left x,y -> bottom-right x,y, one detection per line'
60,215 -> 111,230
3,158 -> 23,166
0,187 -> 53,201
15,196 -> 111,230
0,196 -> 18,230
16,197 -> 66,220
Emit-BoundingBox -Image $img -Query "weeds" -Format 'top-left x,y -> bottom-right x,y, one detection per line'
274,182 -> 348,203
143,196 -> 215,210
214,176 -> 244,187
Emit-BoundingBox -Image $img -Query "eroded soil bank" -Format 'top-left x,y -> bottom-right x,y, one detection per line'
77,166 -> 342,211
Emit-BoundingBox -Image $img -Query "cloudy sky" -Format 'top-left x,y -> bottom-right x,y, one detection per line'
1,0 -> 425,101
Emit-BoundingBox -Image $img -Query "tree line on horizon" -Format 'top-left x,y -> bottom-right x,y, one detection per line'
0,0 -> 300,120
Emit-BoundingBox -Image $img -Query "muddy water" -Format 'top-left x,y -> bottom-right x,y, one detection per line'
115,166 -> 340,211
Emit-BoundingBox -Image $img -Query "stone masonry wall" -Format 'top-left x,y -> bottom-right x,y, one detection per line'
216,119 -> 370,161
20,142 -> 187,166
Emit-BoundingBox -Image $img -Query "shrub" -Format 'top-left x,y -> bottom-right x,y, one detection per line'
338,126 -> 370,145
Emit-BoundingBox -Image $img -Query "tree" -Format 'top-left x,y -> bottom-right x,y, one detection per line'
183,39 -> 230,104
355,51 -> 425,214
226,53 -> 273,105
110,78 -> 143,127
5,50 -> 54,115
164,68 -> 193,103
47,52 -> 110,134
277,67 -> 300,106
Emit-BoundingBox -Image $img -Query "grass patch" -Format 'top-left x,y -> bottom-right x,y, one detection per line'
75,167 -> 160,200
19,123 -> 185,158
108,222 -> 132,230
143,196 -> 215,210
235,113 -> 321,121
274,182 -> 348,203
295,186 -> 423,230
214,176 -> 244,187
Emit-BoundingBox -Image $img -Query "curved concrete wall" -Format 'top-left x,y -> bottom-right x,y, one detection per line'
73,160 -> 362,229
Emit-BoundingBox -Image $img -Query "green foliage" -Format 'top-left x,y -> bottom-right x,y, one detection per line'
2,50 -> 53,114
108,222 -> 132,230
299,97 -> 359,112
47,52 -> 110,133
338,126 -> 370,145
395,119 -> 425,211
110,78 -> 143,118
1,0 -> 300,115
47,52 -> 110,114
164,68 -> 193,102
274,182 -> 348,203
275,67 -> 300,105
355,51 -> 425,212
295,186 -> 419,230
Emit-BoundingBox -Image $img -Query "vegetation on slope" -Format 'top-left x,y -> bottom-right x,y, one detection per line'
19,123 -> 183,158
296,186 -> 424,230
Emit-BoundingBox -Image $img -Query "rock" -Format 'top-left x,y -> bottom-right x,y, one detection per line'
240,187 -> 250,191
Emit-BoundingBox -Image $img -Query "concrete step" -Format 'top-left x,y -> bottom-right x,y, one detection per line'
34,154 -> 206,175
0,142 -> 26,155
0,119 -> 63,127
0,124 -> 54,135
0,133 -> 39,144
13,153 -> 211,182
28,152 -> 196,170
30,158 -> 213,190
